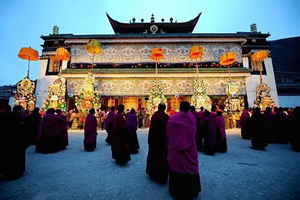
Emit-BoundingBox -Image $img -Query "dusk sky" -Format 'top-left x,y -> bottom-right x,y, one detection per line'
0,0 -> 299,86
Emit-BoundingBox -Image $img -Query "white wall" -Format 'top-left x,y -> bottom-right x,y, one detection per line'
35,59 -> 59,109
245,57 -> 279,107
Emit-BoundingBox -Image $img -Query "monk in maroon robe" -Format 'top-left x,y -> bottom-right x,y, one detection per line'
111,104 -> 131,165
215,109 -> 227,153
56,109 -> 69,149
84,108 -> 98,151
0,105 -> 28,180
240,109 -> 251,139
166,101 -> 201,200
28,107 -> 41,145
146,103 -> 169,183
105,106 -> 115,145
36,108 -> 61,153
126,108 -> 140,154
264,107 -> 275,143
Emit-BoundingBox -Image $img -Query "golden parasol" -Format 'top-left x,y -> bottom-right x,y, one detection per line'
219,52 -> 236,81
85,39 -> 102,72
18,46 -> 39,78
189,46 -> 204,77
55,47 -> 70,61
251,50 -> 268,84
150,47 -> 164,79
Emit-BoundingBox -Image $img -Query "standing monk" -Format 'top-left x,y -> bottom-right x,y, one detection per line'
56,109 -> 69,149
146,103 -> 169,183
166,101 -> 201,200
84,108 -> 98,151
126,108 -> 140,154
240,108 -> 251,139
215,109 -> 227,153
105,106 -> 115,145
36,108 -> 61,153
111,104 -> 131,165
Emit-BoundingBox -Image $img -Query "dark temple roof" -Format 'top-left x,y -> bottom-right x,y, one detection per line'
106,12 -> 201,34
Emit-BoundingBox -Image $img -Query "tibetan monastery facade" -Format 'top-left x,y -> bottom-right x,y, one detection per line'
36,13 -> 278,111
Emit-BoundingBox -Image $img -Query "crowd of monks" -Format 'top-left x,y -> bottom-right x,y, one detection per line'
0,103 -> 299,199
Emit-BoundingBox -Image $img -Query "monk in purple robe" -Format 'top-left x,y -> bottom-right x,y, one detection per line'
197,106 -> 205,151
204,106 -> 217,156
111,104 -> 131,165
36,108 -> 61,153
56,109 -> 69,149
166,101 -> 201,200
146,103 -> 169,183
105,106 -> 115,145
126,108 -> 140,154
84,108 -> 98,151
215,109 -> 227,153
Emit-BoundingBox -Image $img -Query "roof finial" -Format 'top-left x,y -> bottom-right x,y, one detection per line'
170,17 -> 173,23
151,13 -> 155,23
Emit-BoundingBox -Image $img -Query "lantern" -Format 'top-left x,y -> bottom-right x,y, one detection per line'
18,47 -> 39,78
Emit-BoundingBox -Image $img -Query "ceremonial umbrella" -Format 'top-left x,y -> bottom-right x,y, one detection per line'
150,47 -> 164,79
85,39 -> 102,72
219,52 -> 236,81
18,47 -> 39,78
251,50 -> 268,84
189,46 -> 204,77
55,47 -> 70,61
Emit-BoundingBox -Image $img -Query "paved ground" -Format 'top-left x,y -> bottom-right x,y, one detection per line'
1,128 -> 300,200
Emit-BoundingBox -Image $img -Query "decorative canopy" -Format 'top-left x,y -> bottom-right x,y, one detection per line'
55,47 -> 70,61
251,50 -> 268,62
106,12 -> 201,34
18,47 -> 39,61
189,46 -> 204,61
219,52 -> 236,66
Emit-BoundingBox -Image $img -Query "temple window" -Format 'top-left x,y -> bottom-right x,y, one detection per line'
251,60 -> 264,71
46,59 -> 62,75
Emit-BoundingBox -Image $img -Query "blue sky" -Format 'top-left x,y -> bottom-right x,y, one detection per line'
0,0 -> 299,86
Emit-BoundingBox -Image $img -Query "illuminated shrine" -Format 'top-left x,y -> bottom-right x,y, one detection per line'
35,13 -> 279,111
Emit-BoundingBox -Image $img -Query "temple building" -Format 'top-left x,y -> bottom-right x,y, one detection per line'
35,13 -> 278,112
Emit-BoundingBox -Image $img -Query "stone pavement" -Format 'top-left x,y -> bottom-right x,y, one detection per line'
1,128 -> 300,200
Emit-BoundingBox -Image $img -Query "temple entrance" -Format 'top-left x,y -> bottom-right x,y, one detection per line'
124,97 -> 138,111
